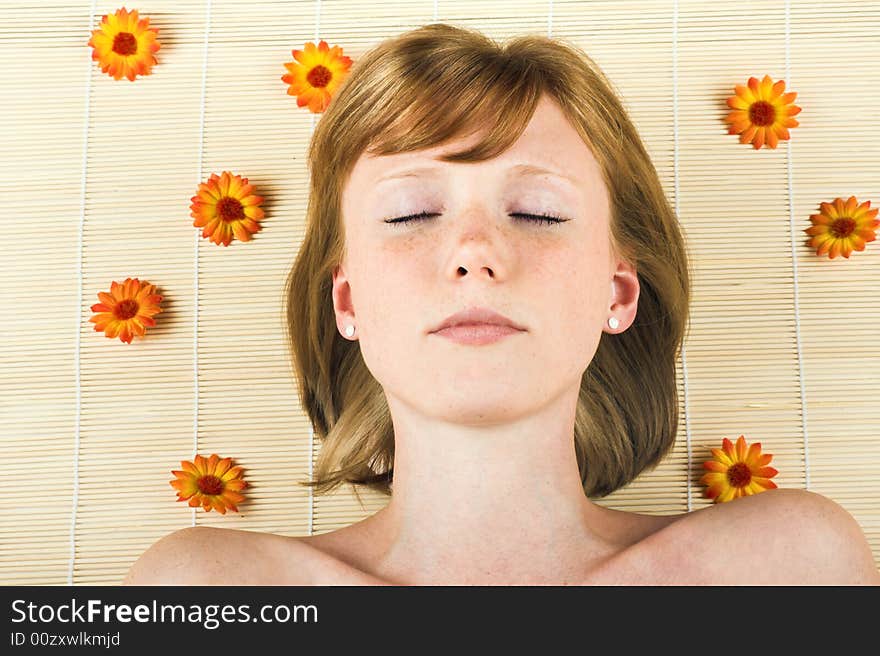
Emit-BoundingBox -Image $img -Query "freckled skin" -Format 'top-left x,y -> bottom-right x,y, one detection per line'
335,95 -> 633,426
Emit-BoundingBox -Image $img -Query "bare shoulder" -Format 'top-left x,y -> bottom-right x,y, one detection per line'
122,526 -> 315,586
672,488 -> 880,585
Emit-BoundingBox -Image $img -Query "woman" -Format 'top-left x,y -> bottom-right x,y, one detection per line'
125,23 -> 879,585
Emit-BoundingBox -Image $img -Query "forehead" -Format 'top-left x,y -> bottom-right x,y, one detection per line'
347,96 -> 602,189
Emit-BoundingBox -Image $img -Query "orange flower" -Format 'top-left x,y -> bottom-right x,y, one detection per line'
170,454 -> 248,515
281,40 -> 353,113
88,7 -> 160,81
804,196 -> 879,259
190,172 -> 265,247
700,435 -> 778,503
89,277 -> 163,344
724,75 -> 801,149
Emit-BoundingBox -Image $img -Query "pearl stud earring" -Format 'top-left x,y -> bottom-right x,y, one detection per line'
344,325 -> 355,338
608,317 -> 619,329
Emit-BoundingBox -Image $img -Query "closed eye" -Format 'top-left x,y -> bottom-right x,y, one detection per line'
384,211 -> 568,227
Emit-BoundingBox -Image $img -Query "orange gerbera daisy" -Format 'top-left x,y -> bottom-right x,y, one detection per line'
88,7 -> 161,81
281,40 -> 353,113
89,277 -> 163,344
804,196 -> 879,259
170,454 -> 248,515
700,435 -> 779,503
190,171 -> 265,247
725,75 -> 801,149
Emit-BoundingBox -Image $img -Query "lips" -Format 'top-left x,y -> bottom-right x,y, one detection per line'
431,306 -> 525,333
432,323 -> 523,345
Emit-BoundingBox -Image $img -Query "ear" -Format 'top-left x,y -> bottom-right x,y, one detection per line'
331,263 -> 356,338
607,257 -> 639,333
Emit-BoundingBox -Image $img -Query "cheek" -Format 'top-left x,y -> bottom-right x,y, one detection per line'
532,242 -> 609,338
369,232 -> 432,291
526,236 -> 605,292
351,239 -> 430,391
353,236 -> 425,333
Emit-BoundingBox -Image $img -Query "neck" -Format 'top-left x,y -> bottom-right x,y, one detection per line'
360,393 -> 629,584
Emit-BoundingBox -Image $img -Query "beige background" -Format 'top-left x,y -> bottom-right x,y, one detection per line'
1,0 -> 878,585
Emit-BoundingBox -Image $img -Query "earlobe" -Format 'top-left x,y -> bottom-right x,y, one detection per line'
608,264 -> 640,331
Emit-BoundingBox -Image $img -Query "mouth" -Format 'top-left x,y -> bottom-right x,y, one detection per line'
431,323 -> 525,346
430,306 -> 526,335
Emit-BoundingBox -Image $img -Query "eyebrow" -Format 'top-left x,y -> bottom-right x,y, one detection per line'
374,162 -> 581,187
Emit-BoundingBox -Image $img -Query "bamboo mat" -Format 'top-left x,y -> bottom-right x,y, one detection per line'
1,0 -> 878,585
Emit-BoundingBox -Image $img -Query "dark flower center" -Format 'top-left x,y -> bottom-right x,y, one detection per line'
726,462 -> 752,488
307,65 -> 332,88
217,196 -> 245,222
831,217 -> 856,238
749,100 -> 776,126
197,475 -> 223,495
114,299 -> 139,320
112,32 -> 138,56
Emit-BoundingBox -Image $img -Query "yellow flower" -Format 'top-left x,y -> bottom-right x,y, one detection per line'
88,7 -> 161,81
88,277 -> 163,344
281,40 -> 353,113
170,454 -> 248,515
804,196 -> 879,259
700,435 -> 778,503
724,75 -> 801,149
190,171 -> 265,247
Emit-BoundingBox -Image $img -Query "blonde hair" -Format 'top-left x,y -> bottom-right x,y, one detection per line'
284,23 -> 692,500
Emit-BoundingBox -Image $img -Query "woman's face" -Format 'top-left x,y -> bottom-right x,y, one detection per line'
333,95 -> 634,424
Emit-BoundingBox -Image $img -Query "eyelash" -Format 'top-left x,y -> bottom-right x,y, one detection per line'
384,211 -> 568,227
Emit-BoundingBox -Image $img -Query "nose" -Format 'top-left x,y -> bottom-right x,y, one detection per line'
446,206 -> 508,280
